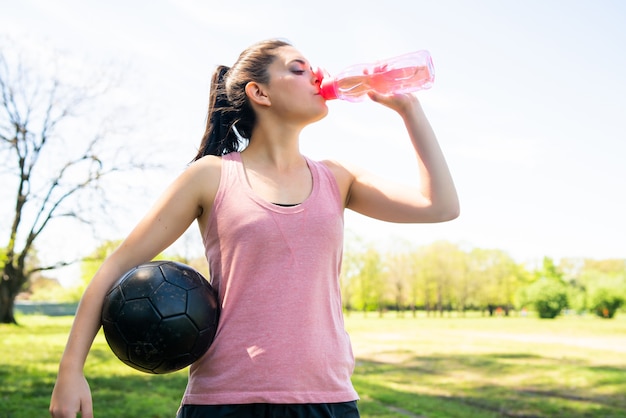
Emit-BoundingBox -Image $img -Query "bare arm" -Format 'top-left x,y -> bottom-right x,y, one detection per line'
329,93 -> 459,223
49,156 -> 221,417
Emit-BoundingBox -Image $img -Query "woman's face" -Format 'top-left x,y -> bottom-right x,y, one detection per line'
263,46 -> 328,124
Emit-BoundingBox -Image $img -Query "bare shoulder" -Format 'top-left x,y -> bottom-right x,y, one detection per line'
188,154 -> 222,178
321,158 -> 350,176
188,153 -> 222,190
320,159 -> 359,206
179,155 -> 222,214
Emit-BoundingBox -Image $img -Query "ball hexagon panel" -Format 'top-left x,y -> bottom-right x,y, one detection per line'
150,281 -> 188,318
101,285 -> 125,322
186,283 -> 219,330
160,262 -> 202,290
127,341 -> 164,372
158,315 -> 199,357
120,265 -> 165,300
115,298 -> 161,344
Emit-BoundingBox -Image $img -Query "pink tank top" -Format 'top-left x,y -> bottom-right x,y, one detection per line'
181,152 -> 358,405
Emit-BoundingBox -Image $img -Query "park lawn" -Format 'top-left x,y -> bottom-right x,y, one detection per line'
346,312 -> 626,417
0,313 -> 625,418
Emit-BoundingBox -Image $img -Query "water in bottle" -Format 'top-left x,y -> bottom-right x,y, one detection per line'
317,50 -> 435,102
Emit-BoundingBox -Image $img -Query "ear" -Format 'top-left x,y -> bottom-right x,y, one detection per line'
245,82 -> 271,107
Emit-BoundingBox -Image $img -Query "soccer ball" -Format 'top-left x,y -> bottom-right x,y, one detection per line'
101,260 -> 219,374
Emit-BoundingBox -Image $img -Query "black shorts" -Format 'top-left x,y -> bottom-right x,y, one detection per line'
176,401 -> 360,418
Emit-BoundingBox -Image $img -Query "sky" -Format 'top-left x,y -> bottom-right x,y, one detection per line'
2,0 -> 626,284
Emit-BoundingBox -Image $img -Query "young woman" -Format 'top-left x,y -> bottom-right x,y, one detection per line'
49,39 -> 459,418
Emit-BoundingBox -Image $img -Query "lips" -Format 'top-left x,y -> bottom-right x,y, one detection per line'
313,66 -> 327,95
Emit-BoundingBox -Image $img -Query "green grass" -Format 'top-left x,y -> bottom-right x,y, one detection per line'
1,313 -> 625,417
346,312 -> 626,417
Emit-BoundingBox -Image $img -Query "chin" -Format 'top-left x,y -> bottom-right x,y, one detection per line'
315,103 -> 329,121
310,111 -> 328,124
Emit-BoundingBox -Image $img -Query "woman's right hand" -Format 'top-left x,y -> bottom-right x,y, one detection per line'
49,371 -> 93,418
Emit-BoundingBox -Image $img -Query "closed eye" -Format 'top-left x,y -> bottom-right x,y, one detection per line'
288,58 -> 312,75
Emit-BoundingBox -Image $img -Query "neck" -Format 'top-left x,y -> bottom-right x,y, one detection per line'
243,121 -> 304,169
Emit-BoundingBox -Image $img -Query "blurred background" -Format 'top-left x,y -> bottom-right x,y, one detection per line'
2,0 -> 625,289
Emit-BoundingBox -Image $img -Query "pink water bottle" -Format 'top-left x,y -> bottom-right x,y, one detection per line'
317,50 -> 435,102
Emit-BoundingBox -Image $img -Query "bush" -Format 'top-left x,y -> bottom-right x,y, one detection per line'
590,287 -> 624,319
525,279 -> 568,319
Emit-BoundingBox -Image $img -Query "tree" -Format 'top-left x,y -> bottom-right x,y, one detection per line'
340,234 -> 367,314
585,270 -> 626,319
417,241 -> 465,317
561,257 -> 626,316
410,245 -> 438,316
63,240 -> 124,303
386,251 -> 412,316
590,285 -> 624,318
405,250 -> 425,317
524,278 -> 569,319
520,257 -> 568,319
470,249 -> 525,316
0,39 -> 151,323
357,246 -> 386,316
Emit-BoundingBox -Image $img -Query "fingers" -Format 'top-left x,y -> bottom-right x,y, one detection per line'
81,398 -> 94,418
49,402 -> 93,418
368,91 -> 418,113
49,378 -> 93,418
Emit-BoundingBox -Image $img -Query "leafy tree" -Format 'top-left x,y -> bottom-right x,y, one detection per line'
518,257 -> 568,318
359,246 -> 386,316
386,251 -> 412,316
559,258 -> 588,314
59,240 -> 124,303
470,249 -> 526,315
524,278 -> 568,319
340,232 -> 368,314
416,241 -> 464,316
560,257 -> 626,316
586,272 -> 626,319
21,273 -> 65,302
582,258 -> 626,274
411,246 -> 435,315
405,249 -> 426,317
69,240 -> 207,303
590,286 -> 624,318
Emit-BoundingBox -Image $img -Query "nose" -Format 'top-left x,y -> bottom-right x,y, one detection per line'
312,67 -> 324,86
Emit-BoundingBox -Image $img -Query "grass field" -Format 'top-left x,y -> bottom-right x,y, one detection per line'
1,313 -> 625,417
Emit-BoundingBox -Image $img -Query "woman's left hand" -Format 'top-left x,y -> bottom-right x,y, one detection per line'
367,91 -> 417,114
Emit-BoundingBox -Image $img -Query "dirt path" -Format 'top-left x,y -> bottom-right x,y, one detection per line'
453,330 -> 626,353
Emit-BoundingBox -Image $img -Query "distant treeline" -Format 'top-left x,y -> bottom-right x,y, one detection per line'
19,240 -> 626,320
340,240 -> 626,319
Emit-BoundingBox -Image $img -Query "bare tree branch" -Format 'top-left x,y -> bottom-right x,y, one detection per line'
0,36 -> 163,323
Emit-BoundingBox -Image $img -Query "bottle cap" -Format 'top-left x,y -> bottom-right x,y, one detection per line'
315,67 -> 337,100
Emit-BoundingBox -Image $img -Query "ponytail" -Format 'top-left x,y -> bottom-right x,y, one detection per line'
193,39 -> 292,161
193,66 -> 243,160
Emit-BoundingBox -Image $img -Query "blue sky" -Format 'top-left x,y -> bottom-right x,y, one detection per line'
2,0 -> 626,278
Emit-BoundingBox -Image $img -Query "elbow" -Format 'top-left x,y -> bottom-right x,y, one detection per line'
433,200 -> 460,223
440,191 -> 461,222
443,204 -> 461,222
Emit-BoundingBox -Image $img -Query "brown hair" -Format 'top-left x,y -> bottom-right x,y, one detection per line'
193,39 -> 292,160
